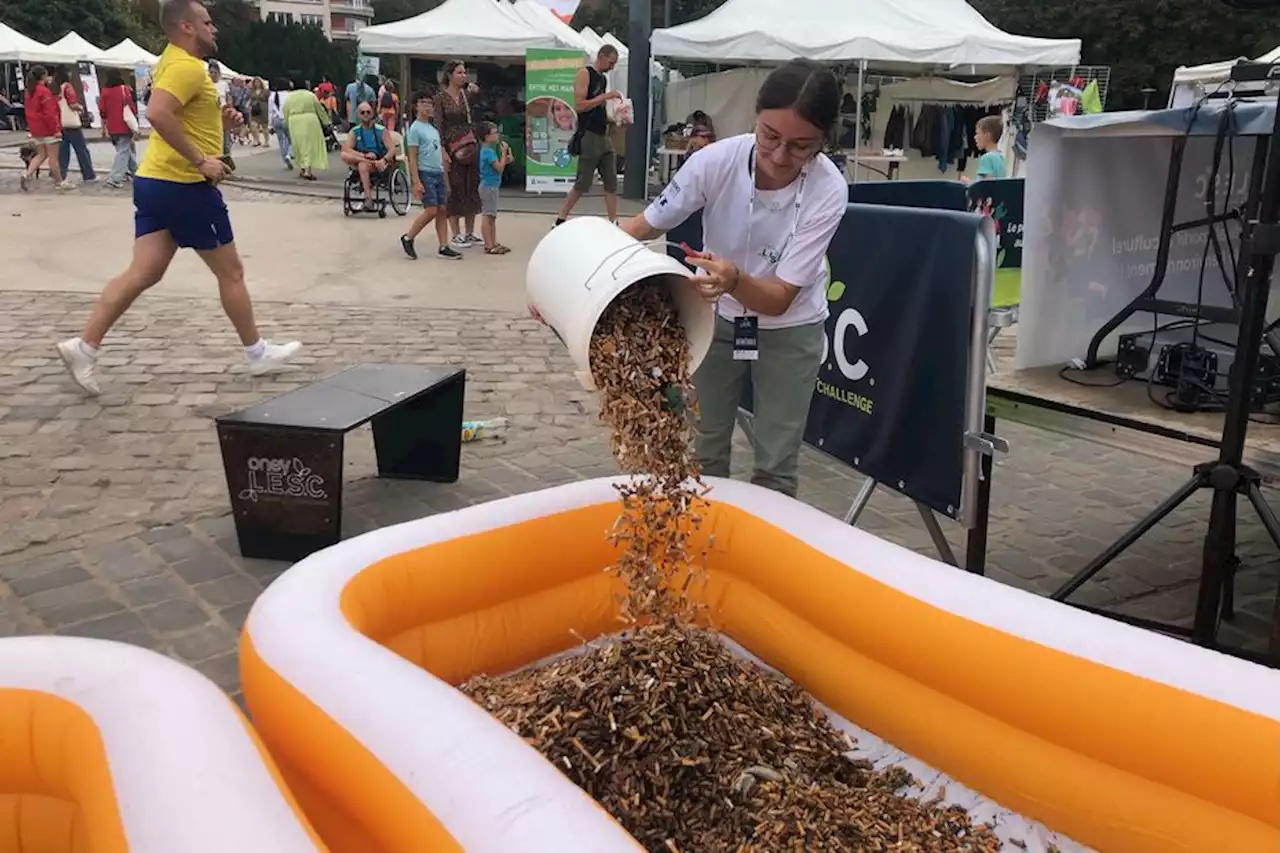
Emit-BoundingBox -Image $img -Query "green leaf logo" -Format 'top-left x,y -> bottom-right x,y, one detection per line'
823,256 -> 846,302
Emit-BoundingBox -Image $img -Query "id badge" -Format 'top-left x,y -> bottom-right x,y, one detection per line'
733,316 -> 759,361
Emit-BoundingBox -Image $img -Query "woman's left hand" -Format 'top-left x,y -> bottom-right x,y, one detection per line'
466,82 -> 479,95
685,250 -> 739,301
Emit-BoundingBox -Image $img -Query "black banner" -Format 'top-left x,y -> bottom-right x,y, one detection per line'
849,179 -> 969,211
967,178 -> 1025,309
668,203 -> 984,519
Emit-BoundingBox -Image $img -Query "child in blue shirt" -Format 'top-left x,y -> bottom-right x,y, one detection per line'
973,115 -> 1007,181
477,122 -> 513,254
401,92 -> 461,261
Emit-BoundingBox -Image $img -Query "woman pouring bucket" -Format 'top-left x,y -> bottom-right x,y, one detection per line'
616,59 -> 846,497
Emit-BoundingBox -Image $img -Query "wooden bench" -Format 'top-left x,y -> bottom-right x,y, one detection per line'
215,364 -> 465,561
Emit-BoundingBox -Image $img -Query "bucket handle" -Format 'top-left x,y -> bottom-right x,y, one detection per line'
581,239 -> 684,292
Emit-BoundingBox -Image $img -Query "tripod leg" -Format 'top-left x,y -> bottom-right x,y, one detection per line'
1193,483 -> 1238,644
1222,556 -> 1239,621
1245,480 -> 1280,549
1052,474 -> 1203,601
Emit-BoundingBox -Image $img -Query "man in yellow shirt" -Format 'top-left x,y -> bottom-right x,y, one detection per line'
56,0 -> 300,396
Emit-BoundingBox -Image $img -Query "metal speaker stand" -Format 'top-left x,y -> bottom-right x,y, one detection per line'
1054,67 -> 1280,655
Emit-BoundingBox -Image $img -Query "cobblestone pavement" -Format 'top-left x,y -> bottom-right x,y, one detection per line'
1,288 -> 1278,701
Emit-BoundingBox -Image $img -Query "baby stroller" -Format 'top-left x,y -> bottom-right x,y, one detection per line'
323,122 -> 342,153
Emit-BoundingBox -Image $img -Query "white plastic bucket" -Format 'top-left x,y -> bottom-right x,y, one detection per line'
526,217 -> 715,391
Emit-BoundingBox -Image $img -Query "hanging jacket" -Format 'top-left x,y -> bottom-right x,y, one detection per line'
912,105 -> 938,156
883,105 -> 905,150
935,106 -> 954,171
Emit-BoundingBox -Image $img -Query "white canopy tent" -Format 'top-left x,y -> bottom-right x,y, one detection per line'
0,23 -> 79,64
358,0 -> 576,59
650,0 -> 1080,74
578,26 -> 605,53
98,39 -> 160,70
601,32 -> 628,56
45,32 -> 111,65
650,0 -> 1079,185
507,0 -> 591,56
1173,45 -> 1280,86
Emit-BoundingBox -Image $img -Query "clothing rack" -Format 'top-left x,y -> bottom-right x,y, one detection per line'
887,96 -> 1014,105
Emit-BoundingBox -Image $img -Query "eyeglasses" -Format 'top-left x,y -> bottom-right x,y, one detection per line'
755,126 -> 822,160
358,110 -> 372,116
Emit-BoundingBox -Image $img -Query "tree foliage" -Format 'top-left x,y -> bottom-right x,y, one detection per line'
0,0 -> 153,48
197,0 -> 355,84
971,0 -> 1280,108
572,0 -> 713,42
373,0 -> 445,25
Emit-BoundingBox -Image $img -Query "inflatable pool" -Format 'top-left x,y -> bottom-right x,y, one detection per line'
0,635 -> 324,852
242,477 -> 1280,853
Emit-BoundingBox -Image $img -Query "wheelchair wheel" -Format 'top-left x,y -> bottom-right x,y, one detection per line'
388,168 -> 411,217
342,173 -> 356,216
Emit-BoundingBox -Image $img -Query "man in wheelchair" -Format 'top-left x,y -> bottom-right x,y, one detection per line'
340,103 -> 396,212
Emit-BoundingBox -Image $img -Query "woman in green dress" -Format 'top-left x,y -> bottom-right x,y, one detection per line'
284,83 -> 331,181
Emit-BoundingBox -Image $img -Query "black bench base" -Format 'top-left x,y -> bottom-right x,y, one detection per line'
216,365 -> 465,562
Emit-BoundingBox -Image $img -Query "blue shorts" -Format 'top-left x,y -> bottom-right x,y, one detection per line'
134,176 -> 233,251
418,169 -> 446,207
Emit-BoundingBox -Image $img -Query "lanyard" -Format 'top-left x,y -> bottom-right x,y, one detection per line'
724,145 -> 809,316
744,144 -> 809,274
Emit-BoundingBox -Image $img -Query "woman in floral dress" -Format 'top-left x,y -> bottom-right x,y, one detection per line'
434,60 -> 482,249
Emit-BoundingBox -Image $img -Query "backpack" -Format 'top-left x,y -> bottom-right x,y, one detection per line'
380,91 -> 395,111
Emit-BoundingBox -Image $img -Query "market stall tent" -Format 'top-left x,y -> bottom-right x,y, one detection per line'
1169,45 -> 1280,107
650,0 -> 1080,73
507,0 -> 592,56
1174,45 -> 1280,86
46,31 -> 111,65
99,38 -> 160,69
357,0 -> 576,59
0,23 -> 79,64
578,26 -> 605,53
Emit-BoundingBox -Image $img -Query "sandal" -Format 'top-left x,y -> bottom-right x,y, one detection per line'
484,246 -> 503,255
496,244 -> 511,254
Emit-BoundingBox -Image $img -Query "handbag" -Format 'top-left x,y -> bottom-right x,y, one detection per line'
121,87 -> 139,134
446,91 -> 477,164
58,92 -> 82,130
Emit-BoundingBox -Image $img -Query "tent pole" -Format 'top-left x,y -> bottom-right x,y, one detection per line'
852,59 -> 866,183
624,0 -> 651,200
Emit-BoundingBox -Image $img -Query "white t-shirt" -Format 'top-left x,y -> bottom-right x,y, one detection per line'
642,133 -> 847,329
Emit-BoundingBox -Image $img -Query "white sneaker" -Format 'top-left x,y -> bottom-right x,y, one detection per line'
55,181 -> 75,191
450,235 -> 471,249
247,340 -> 302,376
465,233 -> 484,245
56,338 -> 101,396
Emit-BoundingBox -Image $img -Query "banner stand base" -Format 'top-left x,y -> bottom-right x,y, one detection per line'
736,410 -> 960,568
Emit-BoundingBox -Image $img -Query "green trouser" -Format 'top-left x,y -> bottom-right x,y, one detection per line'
692,315 -> 825,497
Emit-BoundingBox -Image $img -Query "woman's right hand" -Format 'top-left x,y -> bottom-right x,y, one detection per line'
412,180 -> 423,200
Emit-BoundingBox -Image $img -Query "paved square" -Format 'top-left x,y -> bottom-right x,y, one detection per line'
0,177 -> 1276,702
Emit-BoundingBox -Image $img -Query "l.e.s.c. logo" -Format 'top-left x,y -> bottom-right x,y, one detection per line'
819,256 -> 870,384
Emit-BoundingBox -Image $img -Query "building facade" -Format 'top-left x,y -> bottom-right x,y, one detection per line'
255,0 -> 374,42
